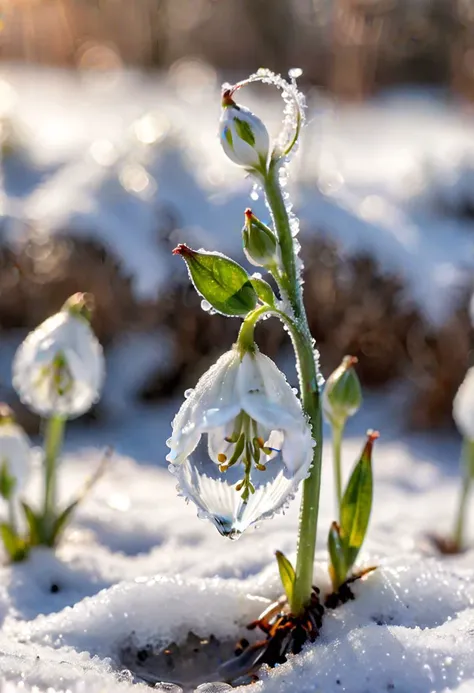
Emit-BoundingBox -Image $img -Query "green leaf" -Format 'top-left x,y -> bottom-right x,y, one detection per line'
275,550 -> 295,604
327,521 -> 347,591
174,246 -> 258,317
0,459 -> 16,501
50,501 -> 79,544
0,523 -> 28,562
21,501 -> 41,546
339,431 -> 377,573
250,277 -> 276,307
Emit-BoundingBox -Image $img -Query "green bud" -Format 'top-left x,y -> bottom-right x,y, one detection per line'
173,244 -> 258,317
242,209 -> 278,268
323,355 -> 362,428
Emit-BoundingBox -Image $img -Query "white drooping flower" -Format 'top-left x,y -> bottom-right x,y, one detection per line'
453,367 -> 474,440
219,89 -> 270,172
12,294 -> 105,419
167,348 -> 313,538
0,406 -> 31,496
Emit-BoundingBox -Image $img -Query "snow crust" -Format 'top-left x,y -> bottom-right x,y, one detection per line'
0,68 -> 473,323
0,419 -> 472,692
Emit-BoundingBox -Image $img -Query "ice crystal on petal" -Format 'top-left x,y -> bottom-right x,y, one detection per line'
167,349 -> 313,538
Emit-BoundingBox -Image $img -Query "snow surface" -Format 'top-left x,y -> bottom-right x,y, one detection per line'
0,401 -> 472,692
0,68 -> 473,323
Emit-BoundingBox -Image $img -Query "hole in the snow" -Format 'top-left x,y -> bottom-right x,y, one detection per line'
119,631 -> 247,691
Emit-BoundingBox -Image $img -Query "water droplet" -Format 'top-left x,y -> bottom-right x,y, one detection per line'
195,684 -> 233,693
184,389 -> 194,399
201,300 -> 212,312
289,67 -> 303,79
250,189 -> 259,201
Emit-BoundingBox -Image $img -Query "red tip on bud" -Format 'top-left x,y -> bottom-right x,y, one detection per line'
343,355 -> 359,369
364,429 -> 380,457
172,244 -> 196,257
244,208 -> 253,220
222,88 -> 236,107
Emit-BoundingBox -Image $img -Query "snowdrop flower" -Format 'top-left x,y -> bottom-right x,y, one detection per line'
220,89 -> 270,173
453,366 -> 474,440
0,405 -> 31,496
167,348 -> 313,538
12,293 -> 105,419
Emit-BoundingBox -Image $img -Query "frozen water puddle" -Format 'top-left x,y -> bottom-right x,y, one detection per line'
2,554 -> 474,692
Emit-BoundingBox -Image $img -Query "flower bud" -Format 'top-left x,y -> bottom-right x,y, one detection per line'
0,405 -> 31,498
219,89 -> 270,173
242,209 -> 278,268
323,355 -> 362,428
12,294 -> 105,419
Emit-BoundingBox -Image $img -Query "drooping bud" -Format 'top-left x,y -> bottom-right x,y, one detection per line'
242,209 -> 278,268
219,89 -> 270,173
173,244 -> 258,317
323,356 -> 362,428
12,294 -> 105,419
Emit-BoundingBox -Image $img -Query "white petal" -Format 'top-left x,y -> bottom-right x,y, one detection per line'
0,423 -> 32,493
237,352 -> 302,430
207,420 -> 236,465
167,350 -> 239,464
454,367 -> 474,440
282,426 -> 314,475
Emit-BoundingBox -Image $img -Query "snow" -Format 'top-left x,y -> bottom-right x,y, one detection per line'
0,409 -> 471,692
0,68 -> 473,323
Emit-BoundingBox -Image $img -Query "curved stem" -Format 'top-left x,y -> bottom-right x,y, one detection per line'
263,161 -> 323,616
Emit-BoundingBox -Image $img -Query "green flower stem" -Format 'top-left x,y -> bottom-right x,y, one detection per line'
43,414 -> 66,538
453,437 -> 474,549
333,423 -> 344,517
8,497 -> 17,535
264,160 -> 323,617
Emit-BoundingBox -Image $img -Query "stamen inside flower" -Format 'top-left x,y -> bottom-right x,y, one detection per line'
216,411 -> 282,503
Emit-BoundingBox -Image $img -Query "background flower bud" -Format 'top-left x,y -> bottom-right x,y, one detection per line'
0,406 -> 31,497
323,356 -> 362,428
219,90 -> 270,172
242,209 -> 278,268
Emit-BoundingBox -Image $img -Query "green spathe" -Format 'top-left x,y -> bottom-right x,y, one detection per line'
243,209 -> 278,268
173,244 -> 258,317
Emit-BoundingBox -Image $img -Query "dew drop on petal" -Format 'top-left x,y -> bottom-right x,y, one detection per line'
195,684 -> 233,692
250,189 -> 259,201
153,684 -> 184,693
184,389 -> 194,399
